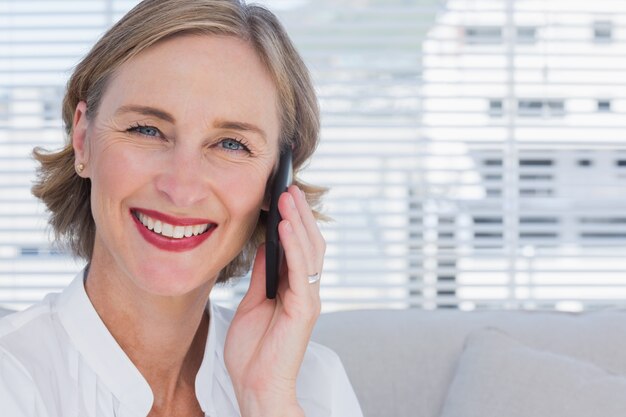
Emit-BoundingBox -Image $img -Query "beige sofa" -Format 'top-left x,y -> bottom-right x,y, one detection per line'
312,308 -> 626,417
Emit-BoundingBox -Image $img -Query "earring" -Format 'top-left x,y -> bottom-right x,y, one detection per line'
76,163 -> 85,174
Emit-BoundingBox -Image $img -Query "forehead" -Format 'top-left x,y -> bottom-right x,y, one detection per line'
99,34 -> 280,137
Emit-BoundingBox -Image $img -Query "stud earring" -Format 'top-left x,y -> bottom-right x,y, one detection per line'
76,163 -> 85,174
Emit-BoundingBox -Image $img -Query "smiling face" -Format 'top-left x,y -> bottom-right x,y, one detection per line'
72,34 -> 280,296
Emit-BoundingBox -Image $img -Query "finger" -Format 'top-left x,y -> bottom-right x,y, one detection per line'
278,219 -> 313,300
288,185 -> 326,257
287,186 -> 325,292
237,244 -> 267,312
278,192 -> 316,275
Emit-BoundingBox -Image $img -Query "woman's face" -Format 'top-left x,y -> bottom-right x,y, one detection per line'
73,35 -> 280,296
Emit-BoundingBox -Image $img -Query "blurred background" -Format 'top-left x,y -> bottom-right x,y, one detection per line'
1,0 -> 626,313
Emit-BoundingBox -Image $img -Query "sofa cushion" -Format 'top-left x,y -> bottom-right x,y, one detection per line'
439,327 -> 626,417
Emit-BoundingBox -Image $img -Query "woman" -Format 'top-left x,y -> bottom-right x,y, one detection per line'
0,1 -> 363,416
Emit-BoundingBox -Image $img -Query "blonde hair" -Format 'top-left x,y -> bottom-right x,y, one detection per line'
32,0 -> 326,283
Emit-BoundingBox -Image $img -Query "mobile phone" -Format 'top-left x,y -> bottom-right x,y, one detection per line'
265,147 -> 293,299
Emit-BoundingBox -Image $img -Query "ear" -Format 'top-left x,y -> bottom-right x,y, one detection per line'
71,101 -> 91,177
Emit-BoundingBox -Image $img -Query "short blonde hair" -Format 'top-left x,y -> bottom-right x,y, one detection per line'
32,0 -> 326,283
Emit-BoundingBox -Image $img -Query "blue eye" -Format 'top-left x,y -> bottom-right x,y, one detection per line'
127,124 -> 160,137
220,138 -> 250,153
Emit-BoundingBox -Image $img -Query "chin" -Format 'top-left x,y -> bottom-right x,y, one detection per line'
132,262 -> 213,297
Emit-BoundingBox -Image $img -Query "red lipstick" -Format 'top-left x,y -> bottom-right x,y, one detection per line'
130,209 -> 216,252
131,208 -> 212,226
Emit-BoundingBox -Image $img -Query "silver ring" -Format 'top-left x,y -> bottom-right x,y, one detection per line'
307,272 -> 321,284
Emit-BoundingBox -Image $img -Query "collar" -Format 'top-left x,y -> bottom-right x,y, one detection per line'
196,297 -> 219,416
56,268 -> 228,417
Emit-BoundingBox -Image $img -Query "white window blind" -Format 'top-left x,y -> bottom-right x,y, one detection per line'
1,0 -> 626,312
0,0 -> 139,311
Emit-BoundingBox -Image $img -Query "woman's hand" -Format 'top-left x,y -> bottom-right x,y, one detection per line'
224,185 -> 325,417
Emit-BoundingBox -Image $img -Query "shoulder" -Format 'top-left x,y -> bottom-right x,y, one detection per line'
300,340 -> 364,416
0,299 -> 60,417
0,293 -> 61,362
0,298 -> 51,335
0,293 -> 69,389
299,340 -> 348,386
299,341 -> 363,416
304,339 -> 343,364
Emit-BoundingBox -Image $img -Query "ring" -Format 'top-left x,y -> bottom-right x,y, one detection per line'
307,272 -> 321,284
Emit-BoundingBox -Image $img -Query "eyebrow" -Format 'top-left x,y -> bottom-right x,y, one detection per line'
115,104 -> 267,143
213,119 -> 267,144
115,104 -> 175,124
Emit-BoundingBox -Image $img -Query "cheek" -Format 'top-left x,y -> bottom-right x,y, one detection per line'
89,141 -> 154,208
219,168 -> 268,218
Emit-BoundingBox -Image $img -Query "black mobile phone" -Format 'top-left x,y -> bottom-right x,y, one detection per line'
265,147 -> 293,299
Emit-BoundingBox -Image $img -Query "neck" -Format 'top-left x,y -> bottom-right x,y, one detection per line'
83,254 -> 212,403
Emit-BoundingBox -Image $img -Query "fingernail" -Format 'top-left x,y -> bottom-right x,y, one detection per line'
284,221 -> 293,233
288,193 -> 296,208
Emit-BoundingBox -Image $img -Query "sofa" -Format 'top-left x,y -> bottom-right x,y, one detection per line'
312,308 -> 626,417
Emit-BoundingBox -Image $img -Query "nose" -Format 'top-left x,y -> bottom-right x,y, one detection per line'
154,147 -> 211,208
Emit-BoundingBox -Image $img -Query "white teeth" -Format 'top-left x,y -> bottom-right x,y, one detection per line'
193,224 -> 205,235
136,211 -> 212,239
161,223 -> 174,237
173,226 -> 185,238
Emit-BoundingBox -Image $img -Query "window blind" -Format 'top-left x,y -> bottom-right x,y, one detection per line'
0,0 -> 138,310
1,0 -> 625,312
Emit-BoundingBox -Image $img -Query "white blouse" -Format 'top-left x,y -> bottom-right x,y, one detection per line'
0,270 -> 363,417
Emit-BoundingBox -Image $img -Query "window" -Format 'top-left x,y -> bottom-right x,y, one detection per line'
474,217 -> 503,224
483,159 -> 503,166
488,99 -> 503,117
519,189 -> 553,197
520,217 -> 559,225
516,26 -> 537,44
593,20 -> 613,42
518,99 -> 565,117
484,174 -> 502,181
0,89 -> 8,122
2,1 -> 626,312
580,217 -> 626,224
41,88 -> 63,121
520,159 -> 554,167
519,174 -> 552,180
597,99 -> 611,112
464,26 -> 502,44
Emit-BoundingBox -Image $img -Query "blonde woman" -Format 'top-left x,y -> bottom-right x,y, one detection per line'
0,1 -> 363,416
